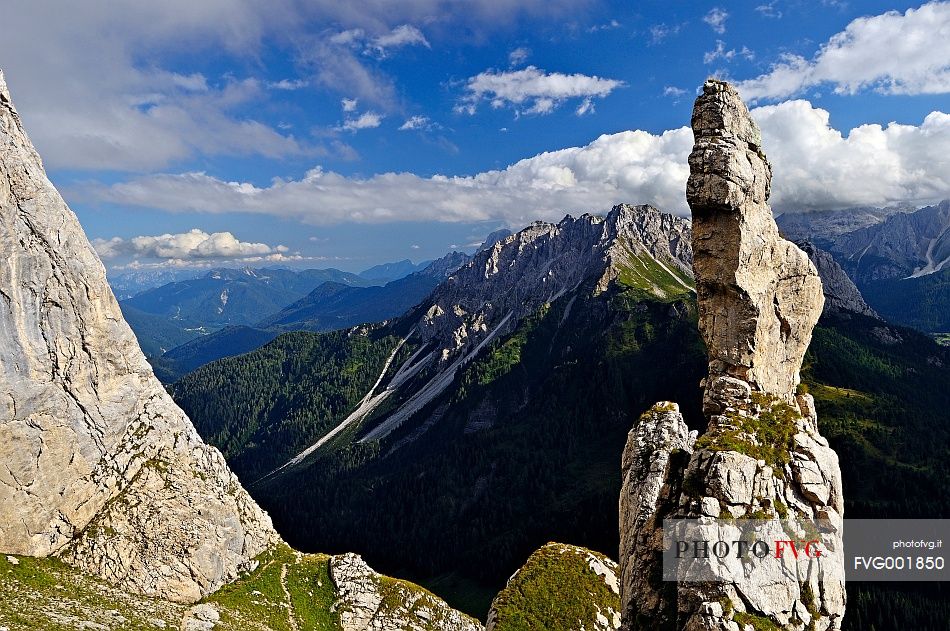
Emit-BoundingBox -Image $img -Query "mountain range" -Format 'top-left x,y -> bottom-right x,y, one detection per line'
171,202 -> 950,627
358,258 -> 432,283
146,251 -> 471,381
779,200 -> 950,335
127,228 -> 516,382
3,59 -> 950,629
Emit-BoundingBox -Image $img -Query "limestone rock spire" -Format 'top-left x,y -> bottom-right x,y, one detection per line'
687,79 -> 824,414
619,80 -> 845,631
0,69 -> 278,603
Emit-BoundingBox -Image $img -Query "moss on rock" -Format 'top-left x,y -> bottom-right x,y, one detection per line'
486,542 -> 620,631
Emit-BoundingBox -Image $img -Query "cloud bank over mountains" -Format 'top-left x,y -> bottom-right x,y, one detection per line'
85,99 -> 950,225
92,229 -> 306,268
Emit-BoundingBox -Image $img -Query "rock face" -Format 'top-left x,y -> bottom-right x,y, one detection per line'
0,70 -> 278,602
417,203 -> 692,358
796,241 -> 878,318
486,543 -> 621,631
330,553 -> 483,631
620,80 -> 845,631
687,80 -> 823,411
775,206 -> 902,249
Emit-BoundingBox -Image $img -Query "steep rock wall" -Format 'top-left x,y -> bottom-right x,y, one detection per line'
0,69 -> 278,603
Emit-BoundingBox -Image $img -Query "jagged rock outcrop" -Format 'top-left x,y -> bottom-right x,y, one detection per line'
486,543 -> 621,631
687,80 -> 823,411
620,80 -> 845,631
417,203 -> 693,361
0,70 -> 278,602
330,553 -> 483,631
796,241 -> 878,318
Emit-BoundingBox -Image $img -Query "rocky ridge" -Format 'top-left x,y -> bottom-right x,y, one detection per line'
0,545 -> 483,630
619,80 -> 845,631
416,203 -> 693,358
0,68 -> 478,631
830,199 -> 950,283
330,553 -> 482,631
333,203 -> 694,447
775,206 -> 906,249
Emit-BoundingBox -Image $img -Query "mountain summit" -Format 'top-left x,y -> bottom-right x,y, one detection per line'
251,203 -> 695,467
174,199 -> 707,613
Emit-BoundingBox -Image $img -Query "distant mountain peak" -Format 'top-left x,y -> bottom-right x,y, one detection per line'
478,227 -> 513,251
420,204 -> 692,353
359,258 -> 429,282
311,204 -> 694,448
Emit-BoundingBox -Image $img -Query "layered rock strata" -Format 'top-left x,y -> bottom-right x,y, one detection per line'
0,69 -> 278,602
620,80 -> 845,631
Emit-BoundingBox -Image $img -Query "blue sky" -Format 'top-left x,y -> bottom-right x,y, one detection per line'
2,0 -> 949,272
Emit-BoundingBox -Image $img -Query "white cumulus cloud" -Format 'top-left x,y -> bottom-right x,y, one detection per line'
756,101 -> 950,211
341,112 -> 383,131
737,1 -> 950,100
80,101 -> 950,225
458,66 -> 625,116
81,130 -> 693,224
368,24 -> 430,57
92,229 -> 290,265
399,115 -> 431,130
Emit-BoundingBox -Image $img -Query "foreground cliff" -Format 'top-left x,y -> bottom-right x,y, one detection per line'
619,80 -> 845,630
0,69 -> 480,631
0,69 -> 281,602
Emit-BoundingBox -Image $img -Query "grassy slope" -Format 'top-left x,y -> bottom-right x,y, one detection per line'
205,544 -> 340,630
488,543 -> 620,631
803,313 -> 950,631
0,553 -> 185,630
0,543 -> 467,631
0,546 -> 340,631
804,314 -> 950,519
